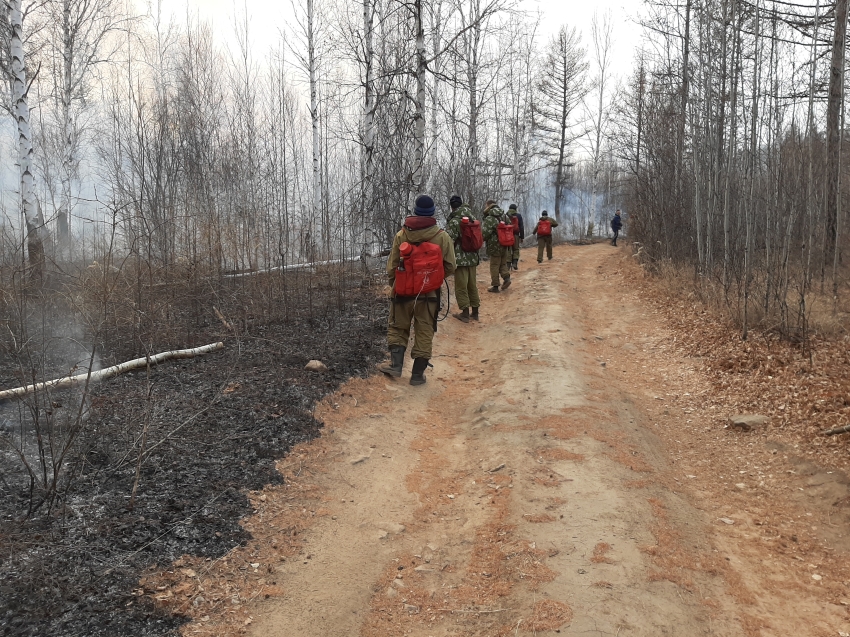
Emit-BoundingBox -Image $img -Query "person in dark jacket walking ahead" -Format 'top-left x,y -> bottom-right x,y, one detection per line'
378,194 -> 456,385
610,210 -> 622,246
445,195 -> 481,323
481,200 -> 512,293
507,204 -> 524,270
532,211 -> 559,262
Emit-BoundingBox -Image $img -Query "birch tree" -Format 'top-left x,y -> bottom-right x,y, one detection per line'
291,0 -> 325,257
46,0 -> 123,250
10,0 -> 45,276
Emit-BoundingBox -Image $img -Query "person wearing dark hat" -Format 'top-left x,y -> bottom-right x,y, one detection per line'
481,199 -> 512,292
532,210 -> 559,263
610,209 -> 622,246
507,203 -> 524,270
378,194 -> 456,385
445,195 -> 481,323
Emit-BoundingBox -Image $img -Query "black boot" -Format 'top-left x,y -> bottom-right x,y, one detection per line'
453,308 -> 470,323
512,259 -> 518,271
410,357 -> 429,386
487,286 -> 500,293
378,345 -> 405,378
471,307 -> 480,321
501,277 -> 512,290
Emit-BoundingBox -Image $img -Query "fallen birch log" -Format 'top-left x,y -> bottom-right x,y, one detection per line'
222,256 -> 361,279
0,342 -> 225,402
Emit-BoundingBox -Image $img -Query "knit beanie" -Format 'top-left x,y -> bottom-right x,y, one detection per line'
414,194 -> 436,217
509,203 -> 517,210
541,211 -> 548,217
449,195 -> 463,209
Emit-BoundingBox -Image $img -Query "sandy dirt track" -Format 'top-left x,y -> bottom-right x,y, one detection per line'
173,243 -> 850,637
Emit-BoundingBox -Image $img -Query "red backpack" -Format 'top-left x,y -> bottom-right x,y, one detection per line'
537,218 -> 552,237
510,215 -> 520,234
394,238 -> 445,296
497,221 -> 516,247
460,217 -> 483,252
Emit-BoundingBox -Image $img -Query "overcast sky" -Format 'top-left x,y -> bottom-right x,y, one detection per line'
152,0 -> 645,78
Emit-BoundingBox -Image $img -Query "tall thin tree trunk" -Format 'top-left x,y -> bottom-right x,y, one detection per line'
826,0 -> 848,268
58,0 -> 75,250
411,0 -> 427,201
10,0 -> 45,278
307,0 -> 323,258
361,0 -> 376,263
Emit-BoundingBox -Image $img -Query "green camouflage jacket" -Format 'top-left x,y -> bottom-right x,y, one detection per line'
533,216 -> 560,235
445,204 -> 480,267
481,204 -> 511,257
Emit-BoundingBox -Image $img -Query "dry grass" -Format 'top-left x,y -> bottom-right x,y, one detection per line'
524,599 -> 572,632
590,542 -> 614,564
589,430 -> 654,473
534,447 -> 585,462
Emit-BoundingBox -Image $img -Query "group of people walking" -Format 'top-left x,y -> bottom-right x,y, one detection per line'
377,193 -> 564,386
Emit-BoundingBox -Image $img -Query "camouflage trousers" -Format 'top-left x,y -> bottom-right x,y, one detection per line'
454,266 -> 480,310
387,293 -> 438,360
489,249 -> 511,287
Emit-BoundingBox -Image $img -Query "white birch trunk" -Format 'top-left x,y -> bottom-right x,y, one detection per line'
307,0 -> 323,256
10,0 -> 45,275
0,343 -> 225,402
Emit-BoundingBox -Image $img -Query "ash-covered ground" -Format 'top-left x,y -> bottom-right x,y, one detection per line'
0,279 -> 387,637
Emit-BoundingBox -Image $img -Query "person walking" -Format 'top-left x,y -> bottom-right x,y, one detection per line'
481,199 -> 512,293
378,194 -> 456,385
445,195 -> 481,323
507,204 -> 524,270
611,210 -> 622,246
532,210 -> 559,262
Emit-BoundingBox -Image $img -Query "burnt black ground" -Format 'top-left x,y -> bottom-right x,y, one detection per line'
0,279 -> 387,637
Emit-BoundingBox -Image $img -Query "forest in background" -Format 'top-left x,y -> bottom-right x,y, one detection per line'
625,0 -> 850,340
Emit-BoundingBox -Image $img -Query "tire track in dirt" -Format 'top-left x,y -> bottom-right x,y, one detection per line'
165,244 -> 849,637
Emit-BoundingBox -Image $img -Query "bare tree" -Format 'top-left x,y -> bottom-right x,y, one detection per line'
585,11 -> 613,233
45,0 -> 124,250
534,25 -> 588,222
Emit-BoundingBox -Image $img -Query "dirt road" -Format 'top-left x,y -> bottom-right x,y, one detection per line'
171,243 -> 850,637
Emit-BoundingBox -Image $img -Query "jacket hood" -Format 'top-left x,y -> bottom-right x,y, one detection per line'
402,223 -> 443,244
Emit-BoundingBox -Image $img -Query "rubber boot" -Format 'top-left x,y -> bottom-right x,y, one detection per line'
453,308 -> 470,323
487,286 -> 500,293
378,345 -> 405,378
512,259 -> 518,271
471,307 -> 480,321
501,277 -> 512,290
410,357 -> 429,386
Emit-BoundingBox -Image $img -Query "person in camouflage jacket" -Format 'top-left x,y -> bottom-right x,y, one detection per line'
507,203 -> 524,270
481,200 -> 512,293
445,195 -> 481,322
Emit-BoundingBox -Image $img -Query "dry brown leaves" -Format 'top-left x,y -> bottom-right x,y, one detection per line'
635,273 -> 850,472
